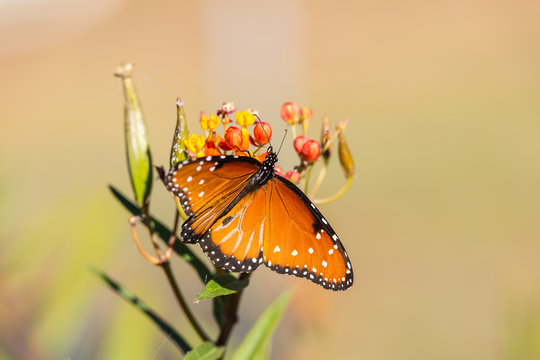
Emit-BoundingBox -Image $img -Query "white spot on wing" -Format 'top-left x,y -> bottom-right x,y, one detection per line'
273,245 -> 280,253
199,179 -> 204,185
199,191 -> 205,197
322,260 -> 328,268
186,176 -> 192,182
308,248 -> 314,254
291,249 -> 298,256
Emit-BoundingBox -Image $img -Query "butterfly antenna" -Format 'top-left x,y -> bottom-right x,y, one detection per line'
277,129 -> 288,155
253,114 -> 274,152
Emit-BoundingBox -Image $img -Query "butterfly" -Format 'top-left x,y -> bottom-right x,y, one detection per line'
164,148 -> 353,291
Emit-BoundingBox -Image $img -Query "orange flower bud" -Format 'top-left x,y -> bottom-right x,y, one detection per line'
294,135 -> 310,154
253,121 -> 272,145
280,101 -> 301,125
225,126 -> 247,150
300,139 -> 321,163
204,147 -> 221,156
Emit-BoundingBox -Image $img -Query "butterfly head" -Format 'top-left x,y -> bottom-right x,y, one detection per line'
263,151 -> 278,168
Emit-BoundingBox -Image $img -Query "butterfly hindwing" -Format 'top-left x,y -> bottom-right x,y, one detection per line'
263,176 -> 353,291
199,186 -> 270,272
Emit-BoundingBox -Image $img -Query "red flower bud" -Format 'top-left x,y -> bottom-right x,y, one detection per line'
300,140 -> 321,163
225,126 -> 243,149
294,135 -> 309,154
253,121 -> 272,145
280,101 -> 301,125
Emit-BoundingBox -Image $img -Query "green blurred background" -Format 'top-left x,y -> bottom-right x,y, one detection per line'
1,0 -> 540,359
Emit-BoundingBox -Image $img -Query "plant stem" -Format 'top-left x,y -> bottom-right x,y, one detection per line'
313,177 -> 354,205
129,216 -> 160,265
303,165 -> 314,193
216,272 -> 251,347
161,263 -> 210,342
164,210 -> 180,260
142,204 -> 164,258
141,205 -> 210,342
308,161 -> 328,198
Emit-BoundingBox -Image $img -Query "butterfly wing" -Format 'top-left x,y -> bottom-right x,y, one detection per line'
198,185 -> 270,272
262,176 -> 353,291
166,156 -> 353,291
165,155 -> 260,243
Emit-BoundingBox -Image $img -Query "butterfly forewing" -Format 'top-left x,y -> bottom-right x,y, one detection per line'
263,176 -> 353,290
165,156 -> 260,243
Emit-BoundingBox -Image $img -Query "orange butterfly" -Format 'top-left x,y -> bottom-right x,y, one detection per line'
165,149 -> 353,291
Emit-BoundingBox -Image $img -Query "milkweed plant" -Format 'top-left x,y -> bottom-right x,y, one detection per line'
91,63 -> 355,359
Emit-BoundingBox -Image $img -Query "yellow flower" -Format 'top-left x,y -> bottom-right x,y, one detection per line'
236,110 -> 255,128
200,114 -> 220,131
185,134 -> 206,158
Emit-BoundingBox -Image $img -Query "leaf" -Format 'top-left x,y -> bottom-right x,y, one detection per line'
109,185 -> 212,283
195,274 -> 250,302
88,265 -> 191,354
231,291 -> 292,360
184,342 -> 224,360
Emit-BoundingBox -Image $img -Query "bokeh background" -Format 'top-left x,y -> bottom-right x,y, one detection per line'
1,0 -> 540,359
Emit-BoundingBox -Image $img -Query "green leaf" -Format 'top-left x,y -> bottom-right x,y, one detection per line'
116,65 -> 153,206
88,265 -> 191,354
231,291 -> 292,360
184,342 -> 224,360
170,98 -> 190,168
109,185 -> 212,283
195,274 -> 250,302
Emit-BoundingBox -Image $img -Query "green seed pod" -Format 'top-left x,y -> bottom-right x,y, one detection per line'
115,63 -> 153,206
170,97 -> 190,167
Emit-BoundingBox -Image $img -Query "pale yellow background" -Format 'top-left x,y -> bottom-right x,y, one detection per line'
1,1 -> 539,359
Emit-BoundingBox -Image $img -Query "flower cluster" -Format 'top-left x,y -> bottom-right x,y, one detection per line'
171,99 -> 353,197
180,103 -> 272,163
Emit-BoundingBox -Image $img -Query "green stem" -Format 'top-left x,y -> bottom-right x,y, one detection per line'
313,177 -> 354,205
291,124 -> 297,139
303,165 -> 314,194
161,263 -> 210,342
308,161 -> 328,198
141,205 -> 210,342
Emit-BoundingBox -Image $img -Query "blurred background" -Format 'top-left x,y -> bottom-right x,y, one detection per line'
1,0 -> 540,359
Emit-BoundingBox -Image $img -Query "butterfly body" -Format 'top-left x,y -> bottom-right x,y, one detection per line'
165,152 -> 353,291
